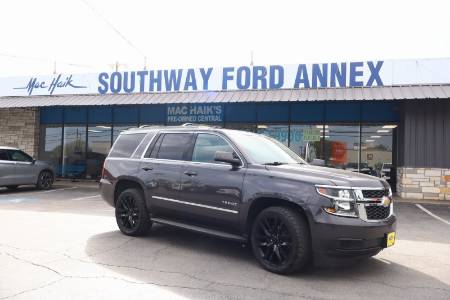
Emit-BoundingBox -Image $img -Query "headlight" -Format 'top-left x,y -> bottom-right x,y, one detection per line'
316,186 -> 358,218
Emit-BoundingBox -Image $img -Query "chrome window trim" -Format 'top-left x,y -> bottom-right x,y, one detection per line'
0,160 -> 16,164
105,157 -> 142,162
139,131 -> 246,167
140,132 -> 157,159
152,195 -> 238,214
133,132 -> 157,159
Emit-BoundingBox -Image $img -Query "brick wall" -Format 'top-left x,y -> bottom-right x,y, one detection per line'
0,108 -> 40,157
397,167 -> 450,200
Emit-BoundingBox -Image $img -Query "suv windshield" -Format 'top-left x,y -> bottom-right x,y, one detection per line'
227,131 -> 306,165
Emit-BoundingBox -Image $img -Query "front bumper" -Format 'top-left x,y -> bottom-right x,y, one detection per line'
309,208 -> 397,258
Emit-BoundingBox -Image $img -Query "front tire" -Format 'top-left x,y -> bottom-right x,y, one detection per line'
251,206 -> 311,274
115,188 -> 152,236
36,171 -> 54,190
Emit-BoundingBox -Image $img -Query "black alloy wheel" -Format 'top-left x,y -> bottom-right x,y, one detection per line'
115,188 -> 151,236
251,206 -> 311,274
37,171 -> 53,190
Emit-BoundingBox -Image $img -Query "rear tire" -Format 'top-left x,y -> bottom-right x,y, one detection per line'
6,185 -> 18,190
251,206 -> 311,274
36,171 -> 54,190
115,188 -> 152,236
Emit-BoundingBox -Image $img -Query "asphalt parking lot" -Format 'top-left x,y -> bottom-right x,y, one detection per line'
0,183 -> 449,300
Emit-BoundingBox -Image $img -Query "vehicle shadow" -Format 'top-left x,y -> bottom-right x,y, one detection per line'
0,186 -> 38,194
85,225 -> 450,299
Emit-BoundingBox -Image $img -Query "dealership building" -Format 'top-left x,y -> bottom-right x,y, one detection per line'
0,58 -> 449,200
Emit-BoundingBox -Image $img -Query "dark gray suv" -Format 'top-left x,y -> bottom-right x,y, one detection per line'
100,124 -> 396,274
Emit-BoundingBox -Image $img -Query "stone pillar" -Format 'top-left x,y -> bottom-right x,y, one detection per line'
397,167 -> 450,200
0,108 -> 40,157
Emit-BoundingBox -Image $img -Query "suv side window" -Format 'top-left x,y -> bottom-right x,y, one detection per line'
0,149 -> 10,161
109,133 -> 146,158
155,133 -> 192,161
192,134 -> 235,164
8,150 -> 32,162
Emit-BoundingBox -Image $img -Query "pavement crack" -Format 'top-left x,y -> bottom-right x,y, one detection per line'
59,252 -> 318,299
2,251 -> 63,277
0,278 -> 64,300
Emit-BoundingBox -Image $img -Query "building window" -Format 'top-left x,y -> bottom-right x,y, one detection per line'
361,124 -> 395,180
289,125 -> 324,163
113,125 -> 138,142
39,125 -> 63,176
62,126 -> 86,178
224,123 -> 256,132
323,125 -> 360,170
86,125 -> 112,180
257,124 -> 289,146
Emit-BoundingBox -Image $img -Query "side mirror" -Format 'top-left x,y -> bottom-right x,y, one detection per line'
310,158 -> 325,166
214,151 -> 241,166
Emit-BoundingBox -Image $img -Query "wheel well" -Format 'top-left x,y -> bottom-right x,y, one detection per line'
246,197 -> 309,235
40,169 -> 54,176
114,179 -> 143,205
37,169 -> 54,182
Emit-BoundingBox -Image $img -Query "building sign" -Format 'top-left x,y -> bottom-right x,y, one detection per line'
167,104 -> 223,123
1,58 -> 450,97
303,128 -> 321,142
13,74 -> 87,96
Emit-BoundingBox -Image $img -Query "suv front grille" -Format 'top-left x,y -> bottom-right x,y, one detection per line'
365,205 -> 390,220
362,189 -> 388,199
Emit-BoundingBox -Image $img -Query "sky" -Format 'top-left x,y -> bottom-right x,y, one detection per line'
1,0 -> 449,77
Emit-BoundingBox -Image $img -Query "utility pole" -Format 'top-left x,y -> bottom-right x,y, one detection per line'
250,50 -> 254,66
108,61 -> 127,72
53,61 -> 57,74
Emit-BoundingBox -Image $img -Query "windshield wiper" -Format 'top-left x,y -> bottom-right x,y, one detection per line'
263,162 -> 287,166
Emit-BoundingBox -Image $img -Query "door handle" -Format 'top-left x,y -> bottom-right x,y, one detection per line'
184,171 -> 197,176
142,166 -> 153,171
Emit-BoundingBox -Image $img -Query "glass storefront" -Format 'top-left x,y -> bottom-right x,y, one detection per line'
87,125 -> 112,180
257,124 -> 289,146
62,126 -> 86,178
224,123 -> 256,132
324,125 -> 360,170
38,103 -> 398,182
361,124 -> 395,186
289,125 -> 323,163
113,124 -> 138,142
39,125 -> 63,176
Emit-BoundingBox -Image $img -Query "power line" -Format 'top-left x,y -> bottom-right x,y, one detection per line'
80,0 -> 146,59
0,52 -> 96,69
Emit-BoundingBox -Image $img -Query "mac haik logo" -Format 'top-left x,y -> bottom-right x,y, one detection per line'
14,74 -> 87,95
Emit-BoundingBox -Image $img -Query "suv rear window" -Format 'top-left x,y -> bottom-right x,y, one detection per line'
109,133 -> 146,158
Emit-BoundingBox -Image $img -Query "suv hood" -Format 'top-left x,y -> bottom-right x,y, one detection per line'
266,164 -> 388,189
